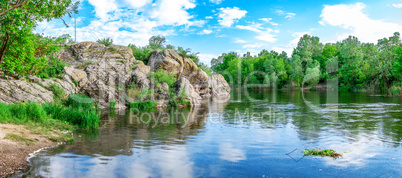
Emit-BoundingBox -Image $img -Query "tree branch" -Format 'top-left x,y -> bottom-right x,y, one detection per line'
0,0 -> 29,17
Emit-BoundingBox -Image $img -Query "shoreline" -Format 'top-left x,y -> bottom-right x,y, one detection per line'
0,123 -> 72,177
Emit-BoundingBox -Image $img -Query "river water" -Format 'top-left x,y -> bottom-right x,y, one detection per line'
19,91 -> 402,177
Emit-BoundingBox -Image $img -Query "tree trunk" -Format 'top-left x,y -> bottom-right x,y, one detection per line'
0,33 -> 11,64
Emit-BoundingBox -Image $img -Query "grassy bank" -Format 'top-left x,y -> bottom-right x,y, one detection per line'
0,94 -> 101,141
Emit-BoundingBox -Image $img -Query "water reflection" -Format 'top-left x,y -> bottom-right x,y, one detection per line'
19,90 -> 402,177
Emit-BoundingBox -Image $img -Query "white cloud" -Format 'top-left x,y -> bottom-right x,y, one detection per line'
233,39 -> 247,43
259,18 -> 279,26
218,7 -> 247,27
320,2 -> 402,43
88,0 -> 118,20
198,53 -> 219,65
151,0 -> 196,26
285,13 -> 296,19
255,30 -> 278,43
188,20 -> 206,27
236,24 -> 262,32
198,29 -> 213,35
205,16 -> 213,19
124,0 -> 152,8
210,0 -> 224,4
236,23 -> 278,43
393,4 -> 402,8
38,0 -> 208,47
274,9 -> 296,20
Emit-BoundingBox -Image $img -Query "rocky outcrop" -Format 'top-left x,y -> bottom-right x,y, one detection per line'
0,42 -> 231,108
208,74 -> 231,98
174,77 -> 202,106
131,61 -> 151,89
0,80 -> 54,104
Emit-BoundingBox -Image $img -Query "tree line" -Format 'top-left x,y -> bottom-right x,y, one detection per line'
211,33 -> 402,94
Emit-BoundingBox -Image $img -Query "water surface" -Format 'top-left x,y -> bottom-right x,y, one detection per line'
20,91 -> 402,177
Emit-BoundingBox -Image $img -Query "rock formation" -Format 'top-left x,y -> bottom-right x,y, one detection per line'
0,42 -> 231,108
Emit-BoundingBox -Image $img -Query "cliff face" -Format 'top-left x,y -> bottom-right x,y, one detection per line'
0,42 -> 230,108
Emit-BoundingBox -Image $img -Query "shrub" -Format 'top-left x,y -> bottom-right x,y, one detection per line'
38,57 -> 66,79
129,44 -> 154,64
109,100 -> 116,109
49,82 -> 66,101
130,101 -> 156,110
148,70 -> 176,88
0,33 -> 69,78
97,37 -> 113,46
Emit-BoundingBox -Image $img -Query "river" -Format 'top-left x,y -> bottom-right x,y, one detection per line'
18,90 -> 402,177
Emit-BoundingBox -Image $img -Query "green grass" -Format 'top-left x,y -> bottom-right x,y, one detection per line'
49,82 -> 66,101
109,100 -> 116,109
0,95 -> 100,129
130,101 -> 156,110
44,103 -> 100,129
303,149 -> 342,158
66,94 -> 95,110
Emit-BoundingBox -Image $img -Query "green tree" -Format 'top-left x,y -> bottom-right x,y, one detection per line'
0,0 -> 73,76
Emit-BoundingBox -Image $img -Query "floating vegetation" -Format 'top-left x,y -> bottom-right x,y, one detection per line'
303,149 -> 342,159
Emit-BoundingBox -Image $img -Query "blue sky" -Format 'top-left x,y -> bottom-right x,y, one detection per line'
36,0 -> 402,64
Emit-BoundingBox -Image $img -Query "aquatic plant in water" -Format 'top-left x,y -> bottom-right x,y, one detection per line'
303,149 -> 342,159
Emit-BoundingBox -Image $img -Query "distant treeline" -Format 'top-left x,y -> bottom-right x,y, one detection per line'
211,32 -> 402,94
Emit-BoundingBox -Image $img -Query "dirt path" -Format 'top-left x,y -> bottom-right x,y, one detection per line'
0,124 -> 64,177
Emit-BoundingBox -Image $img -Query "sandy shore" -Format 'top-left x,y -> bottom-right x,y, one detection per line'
0,123 -> 69,177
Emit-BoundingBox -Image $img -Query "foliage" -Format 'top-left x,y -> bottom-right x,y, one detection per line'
303,149 -> 342,158
149,35 -> 166,47
1,33 -> 69,78
130,101 -> 157,110
0,102 -> 49,124
0,101 -> 98,129
96,37 -> 113,46
109,100 -> 116,109
199,62 -> 212,76
211,32 -> 402,93
49,82 -> 66,101
44,103 -> 100,129
66,94 -> 95,110
148,69 -> 177,88
129,44 -> 154,64
129,36 -> 203,67
0,0 -> 74,77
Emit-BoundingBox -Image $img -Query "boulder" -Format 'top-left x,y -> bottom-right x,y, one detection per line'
131,61 -> 151,89
147,49 -> 202,83
174,77 -> 202,106
64,67 -> 88,89
155,82 -> 170,100
208,74 -> 231,98
148,49 -> 182,76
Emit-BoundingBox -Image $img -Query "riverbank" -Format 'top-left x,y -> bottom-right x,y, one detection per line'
0,123 -> 73,176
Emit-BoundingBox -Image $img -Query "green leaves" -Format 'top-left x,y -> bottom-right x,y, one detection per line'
0,0 -> 73,77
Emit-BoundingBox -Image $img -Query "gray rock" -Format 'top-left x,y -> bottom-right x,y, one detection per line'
208,74 -> 231,98
174,77 -> 202,106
